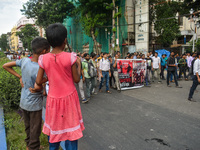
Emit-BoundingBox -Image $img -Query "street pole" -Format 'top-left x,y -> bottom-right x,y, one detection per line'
189,8 -> 196,52
192,33 -> 195,52
108,31 -> 110,53
192,19 -> 196,52
117,6 -> 120,51
196,22 -> 199,43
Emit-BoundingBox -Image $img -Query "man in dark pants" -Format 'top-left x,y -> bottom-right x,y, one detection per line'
188,52 -> 200,102
108,56 -> 115,88
99,53 -> 112,93
160,54 -> 166,80
167,52 -> 182,88
178,54 -> 188,80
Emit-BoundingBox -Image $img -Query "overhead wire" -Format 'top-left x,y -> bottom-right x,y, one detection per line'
63,1 -> 200,29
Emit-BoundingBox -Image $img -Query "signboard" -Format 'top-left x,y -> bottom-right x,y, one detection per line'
117,59 -> 146,90
128,45 -> 136,53
135,0 -> 149,55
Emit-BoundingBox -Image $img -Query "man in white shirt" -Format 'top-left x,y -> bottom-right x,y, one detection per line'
188,52 -> 200,102
149,51 -> 153,58
99,52 -> 111,93
152,52 -> 161,82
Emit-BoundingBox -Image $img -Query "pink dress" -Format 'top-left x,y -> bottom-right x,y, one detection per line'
38,52 -> 85,143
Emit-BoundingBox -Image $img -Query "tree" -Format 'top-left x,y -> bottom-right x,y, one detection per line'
195,39 -> 200,52
21,0 -> 75,51
180,0 -> 200,16
16,24 -> 39,51
0,34 -> 9,51
21,0 -> 75,29
77,0 -> 112,53
151,1 -> 181,47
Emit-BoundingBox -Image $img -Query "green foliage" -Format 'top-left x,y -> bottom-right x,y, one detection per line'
4,110 -> 25,149
4,110 -> 49,149
195,39 -> 200,52
21,0 -> 75,29
0,58 -> 21,111
112,27 -> 116,33
16,24 -> 39,51
104,3 -> 113,10
114,8 -> 122,18
77,0 -> 112,37
0,51 -> 6,58
180,0 -> 200,16
152,1 -> 181,47
0,34 -> 9,51
76,0 -> 112,52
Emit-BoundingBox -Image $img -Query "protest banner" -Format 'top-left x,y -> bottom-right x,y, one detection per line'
117,59 -> 146,90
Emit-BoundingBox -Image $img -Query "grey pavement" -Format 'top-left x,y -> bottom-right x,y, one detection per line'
78,80 -> 200,150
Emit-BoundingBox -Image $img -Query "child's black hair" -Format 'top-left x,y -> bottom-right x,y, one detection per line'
128,54 -> 132,58
31,37 -> 50,54
91,53 -> 96,58
84,53 -> 89,58
103,52 -> 108,56
46,23 -> 67,48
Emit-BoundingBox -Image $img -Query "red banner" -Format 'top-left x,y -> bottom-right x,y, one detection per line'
117,59 -> 146,90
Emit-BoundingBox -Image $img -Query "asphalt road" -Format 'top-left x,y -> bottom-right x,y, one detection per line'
78,79 -> 200,150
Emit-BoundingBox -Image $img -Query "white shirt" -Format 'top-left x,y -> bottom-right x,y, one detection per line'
193,59 -> 200,75
99,58 -> 110,71
152,56 -> 160,69
46,81 -> 49,95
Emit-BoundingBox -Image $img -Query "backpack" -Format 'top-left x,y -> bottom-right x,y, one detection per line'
87,60 -> 97,77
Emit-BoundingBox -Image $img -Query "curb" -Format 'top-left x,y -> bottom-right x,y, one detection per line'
0,106 -> 7,150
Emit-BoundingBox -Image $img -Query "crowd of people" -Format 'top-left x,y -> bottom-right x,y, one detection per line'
6,52 -> 33,60
75,50 -> 200,104
75,51 -> 122,104
2,22 -> 200,150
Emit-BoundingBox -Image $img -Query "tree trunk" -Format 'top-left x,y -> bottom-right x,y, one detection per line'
112,0 -> 116,56
91,29 -> 98,54
66,40 -> 71,52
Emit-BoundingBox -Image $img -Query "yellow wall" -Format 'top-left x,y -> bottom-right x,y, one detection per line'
11,26 -> 18,51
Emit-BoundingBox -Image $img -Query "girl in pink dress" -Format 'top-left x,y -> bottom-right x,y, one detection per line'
33,23 -> 84,150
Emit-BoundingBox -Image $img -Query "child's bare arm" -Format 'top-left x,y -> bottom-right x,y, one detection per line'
35,67 -> 45,86
29,67 -> 47,93
3,62 -> 21,78
72,57 -> 81,83
3,62 -> 24,87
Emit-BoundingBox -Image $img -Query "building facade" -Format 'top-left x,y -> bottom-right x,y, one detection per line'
11,26 -> 18,51
178,12 -> 200,53
16,17 -> 36,51
135,0 -> 149,55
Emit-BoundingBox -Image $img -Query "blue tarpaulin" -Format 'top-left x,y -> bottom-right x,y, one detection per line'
155,49 -> 171,59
